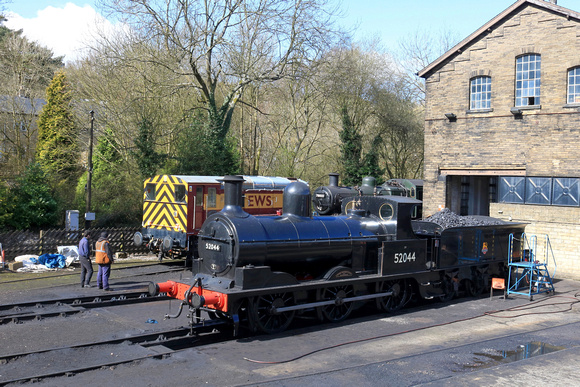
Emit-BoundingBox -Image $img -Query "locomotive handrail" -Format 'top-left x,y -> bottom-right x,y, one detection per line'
198,235 -> 232,243
273,290 -> 394,313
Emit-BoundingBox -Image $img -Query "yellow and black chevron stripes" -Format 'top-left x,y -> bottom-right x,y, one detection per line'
142,175 -> 188,231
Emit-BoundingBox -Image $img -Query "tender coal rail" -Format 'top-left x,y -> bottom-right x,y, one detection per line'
0,290 -> 170,325
0,319 -> 230,386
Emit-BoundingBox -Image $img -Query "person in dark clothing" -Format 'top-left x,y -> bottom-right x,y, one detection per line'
78,230 -> 93,288
95,231 -> 114,291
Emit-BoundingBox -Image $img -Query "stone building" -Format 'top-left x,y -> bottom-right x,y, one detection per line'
418,0 -> 580,279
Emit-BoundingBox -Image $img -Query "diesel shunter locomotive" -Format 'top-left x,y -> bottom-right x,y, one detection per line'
133,174 -> 301,261
150,175 -> 526,335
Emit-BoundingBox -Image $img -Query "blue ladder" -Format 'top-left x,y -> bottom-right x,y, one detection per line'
507,233 -> 556,301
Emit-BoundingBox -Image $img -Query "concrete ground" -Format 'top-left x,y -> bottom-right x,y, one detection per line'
1,268 -> 579,386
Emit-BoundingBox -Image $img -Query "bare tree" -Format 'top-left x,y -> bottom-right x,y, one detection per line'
93,0 -> 341,173
0,30 -> 63,179
397,29 -> 459,106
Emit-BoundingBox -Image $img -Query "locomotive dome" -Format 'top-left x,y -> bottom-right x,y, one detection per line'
282,181 -> 311,217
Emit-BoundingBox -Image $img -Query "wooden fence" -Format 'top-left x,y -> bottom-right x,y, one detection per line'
0,227 -> 148,261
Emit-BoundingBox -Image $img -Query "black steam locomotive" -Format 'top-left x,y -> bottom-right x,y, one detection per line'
313,173 -> 423,218
150,175 -> 525,335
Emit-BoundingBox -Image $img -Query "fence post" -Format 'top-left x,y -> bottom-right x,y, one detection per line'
39,230 -> 44,256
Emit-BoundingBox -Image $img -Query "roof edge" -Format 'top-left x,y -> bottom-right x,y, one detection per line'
417,0 -> 580,79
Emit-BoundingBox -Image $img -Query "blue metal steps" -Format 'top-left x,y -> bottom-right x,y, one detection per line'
507,233 -> 556,301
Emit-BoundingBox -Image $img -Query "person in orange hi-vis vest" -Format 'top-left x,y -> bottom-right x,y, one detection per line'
95,231 -> 114,291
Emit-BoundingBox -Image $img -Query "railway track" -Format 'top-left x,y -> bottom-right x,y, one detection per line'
0,290 -> 171,325
0,319 -> 231,386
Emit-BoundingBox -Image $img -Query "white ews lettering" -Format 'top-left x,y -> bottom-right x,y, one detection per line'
205,243 -> 221,252
394,251 -> 416,264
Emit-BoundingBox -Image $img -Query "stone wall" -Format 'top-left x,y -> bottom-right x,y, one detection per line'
423,3 -> 580,279
490,203 -> 580,280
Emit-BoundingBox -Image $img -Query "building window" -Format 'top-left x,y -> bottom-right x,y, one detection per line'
567,67 -> 580,104
470,76 -> 491,110
499,176 -> 580,207
515,54 -> 541,107
499,176 -> 525,204
525,177 -> 551,205
553,178 -> 579,206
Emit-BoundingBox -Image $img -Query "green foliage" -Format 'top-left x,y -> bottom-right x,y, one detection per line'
339,105 -> 362,186
131,118 -> 167,179
168,112 -> 239,175
0,181 -> 15,228
0,163 -> 58,230
36,70 -> 80,187
75,127 -> 141,227
360,135 -> 385,184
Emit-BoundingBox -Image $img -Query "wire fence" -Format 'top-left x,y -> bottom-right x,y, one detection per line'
0,227 -> 148,261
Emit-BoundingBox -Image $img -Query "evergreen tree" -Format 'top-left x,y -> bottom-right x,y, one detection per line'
169,113 -> 239,175
339,105 -> 362,186
360,135 -> 385,183
1,163 -> 58,230
35,70 -> 80,210
75,127 -> 142,227
131,118 -> 167,179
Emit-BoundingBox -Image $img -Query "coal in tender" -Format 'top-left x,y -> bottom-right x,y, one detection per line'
424,208 -> 506,229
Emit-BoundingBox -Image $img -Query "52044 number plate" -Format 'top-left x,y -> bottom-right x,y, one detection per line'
381,240 -> 427,275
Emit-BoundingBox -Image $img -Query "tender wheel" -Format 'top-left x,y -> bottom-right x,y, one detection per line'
463,278 -> 484,297
377,279 -> 410,312
440,278 -> 457,302
252,293 -> 295,334
318,285 -> 355,322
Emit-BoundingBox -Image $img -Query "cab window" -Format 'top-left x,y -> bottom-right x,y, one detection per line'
195,187 -> 203,206
175,184 -> 186,203
145,183 -> 156,201
207,187 -> 217,208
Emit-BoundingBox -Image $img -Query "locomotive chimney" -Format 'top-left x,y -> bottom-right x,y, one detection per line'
328,173 -> 339,187
283,181 -> 311,217
220,175 -> 249,218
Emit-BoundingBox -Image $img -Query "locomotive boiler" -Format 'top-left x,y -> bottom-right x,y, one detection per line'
151,175 -> 526,335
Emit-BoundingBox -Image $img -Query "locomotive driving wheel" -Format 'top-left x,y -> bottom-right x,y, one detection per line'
317,266 -> 357,322
252,292 -> 295,334
318,284 -> 355,322
376,279 -> 410,312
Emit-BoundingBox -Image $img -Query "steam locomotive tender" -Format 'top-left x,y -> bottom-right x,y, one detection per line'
150,175 -> 526,335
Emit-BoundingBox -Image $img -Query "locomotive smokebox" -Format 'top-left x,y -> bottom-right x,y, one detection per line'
220,175 -> 248,218
283,181 -> 311,217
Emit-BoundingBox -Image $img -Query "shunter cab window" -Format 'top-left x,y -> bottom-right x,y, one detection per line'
195,187 -> 203,206
145,183 -> 156,201
207,187 -> 217,208
174,184 -> 186,203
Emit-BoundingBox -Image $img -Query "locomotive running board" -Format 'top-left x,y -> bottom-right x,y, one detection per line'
273,290 -> 394,314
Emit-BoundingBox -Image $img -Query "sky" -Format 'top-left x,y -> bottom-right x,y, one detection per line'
1,0 -> 575,63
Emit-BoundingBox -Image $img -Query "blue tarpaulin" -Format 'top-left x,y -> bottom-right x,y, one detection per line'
32,254 -> 67,269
